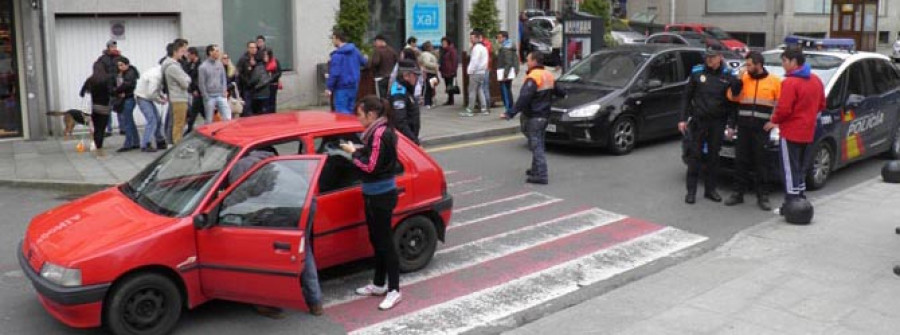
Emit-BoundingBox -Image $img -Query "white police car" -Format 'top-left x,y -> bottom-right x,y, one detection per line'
721,39 -> 900,190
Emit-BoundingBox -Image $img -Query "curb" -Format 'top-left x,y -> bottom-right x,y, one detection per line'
420,125 -> 521,148
0,179 -> 113,194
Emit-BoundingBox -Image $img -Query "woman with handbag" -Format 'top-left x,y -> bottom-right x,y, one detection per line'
79,62 -> 112,157
439,37 -> 459,106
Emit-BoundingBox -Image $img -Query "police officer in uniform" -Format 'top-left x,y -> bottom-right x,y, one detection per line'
389,59 -> 421,145
724,51 -> 781,210
678,48 -> 742,204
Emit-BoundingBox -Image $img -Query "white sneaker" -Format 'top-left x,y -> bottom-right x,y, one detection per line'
355,284 -> 388,296
378,290 -> 402,310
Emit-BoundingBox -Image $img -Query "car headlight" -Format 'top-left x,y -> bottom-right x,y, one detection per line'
40,262 -> 82,287
568,104 -> 602,118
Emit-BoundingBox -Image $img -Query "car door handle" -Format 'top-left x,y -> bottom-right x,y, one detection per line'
273,242 -> 291,251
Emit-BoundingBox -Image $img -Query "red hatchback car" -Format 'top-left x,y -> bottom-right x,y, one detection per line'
17,112 -> 453,334
665,23 -> 749,55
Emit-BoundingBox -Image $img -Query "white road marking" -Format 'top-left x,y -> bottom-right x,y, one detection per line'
449,197 -> 564,230
452,187 -> 492,197
447,177 -> 483,188
453,192 -> 539,213
350,227 -> 708,335
322,208 -> 624,308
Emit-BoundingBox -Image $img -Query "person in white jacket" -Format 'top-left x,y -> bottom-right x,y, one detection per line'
463,30 -> 489,117
134,64 -> 168,152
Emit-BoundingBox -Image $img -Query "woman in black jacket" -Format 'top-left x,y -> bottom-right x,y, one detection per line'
264,49 -> 282,114
79,62 -> 112,157
109,57 -> 141,152
340,95 -> 403,310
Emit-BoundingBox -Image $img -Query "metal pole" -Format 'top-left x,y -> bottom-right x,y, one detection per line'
670,0 -> 675,24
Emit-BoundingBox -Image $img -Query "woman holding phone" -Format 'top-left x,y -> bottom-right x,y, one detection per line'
340,95 -> 403,310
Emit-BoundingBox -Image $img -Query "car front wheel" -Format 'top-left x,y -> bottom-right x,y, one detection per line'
806,142 -> 834,191
394,216 -> 438,273
104,273 -> 182,335
608,117 -> 637,155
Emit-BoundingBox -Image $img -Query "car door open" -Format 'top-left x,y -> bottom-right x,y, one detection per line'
194,155 -> 324,310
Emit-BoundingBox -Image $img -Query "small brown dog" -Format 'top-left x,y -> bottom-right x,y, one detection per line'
62,109 -> 92,140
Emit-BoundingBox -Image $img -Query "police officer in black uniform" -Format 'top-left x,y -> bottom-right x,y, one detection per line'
678,48 -> 742,204
389,59 -> 421,145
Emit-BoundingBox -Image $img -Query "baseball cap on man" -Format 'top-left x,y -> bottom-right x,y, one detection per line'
106,40 -> 117,48
704,48 -> 721,57
397,59 -> 421,75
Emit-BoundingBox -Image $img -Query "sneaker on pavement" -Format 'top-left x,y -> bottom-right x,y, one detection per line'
459,109 -> 475,117
355,284 -> 388,296
479,109 -> 491,115
378,290 -> 402,310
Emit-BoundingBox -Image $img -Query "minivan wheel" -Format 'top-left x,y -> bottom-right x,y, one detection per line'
104,273 -> 182,335
394,216 -> 438,273
806,142 -> 834,191
608,117 -> 637,155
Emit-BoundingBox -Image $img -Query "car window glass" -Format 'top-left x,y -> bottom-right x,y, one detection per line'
646,52 -> 679,85
680,51 -> 704,80
869,60 -> 898,95
219,159 -> 319,229
846,62 -> 870,97
827,70 -> 849,110
315,133 -> 365,193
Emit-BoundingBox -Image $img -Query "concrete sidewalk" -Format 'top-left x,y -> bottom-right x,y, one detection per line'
507,176 -> 900,334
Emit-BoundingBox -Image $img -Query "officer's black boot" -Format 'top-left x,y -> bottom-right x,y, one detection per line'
685,193 -> 696,204
704,190 -> 722,202
757,192 -> 772,211
724,192 -> 744,206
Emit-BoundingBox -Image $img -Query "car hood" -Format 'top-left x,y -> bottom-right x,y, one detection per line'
552,84 -> 618,110
721,39 -> 747,49
23,187 -> 174,268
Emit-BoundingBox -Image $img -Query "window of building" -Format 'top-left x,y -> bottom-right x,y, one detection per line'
706,0 -> 766,13
795,0 -> 830,14
0,0 -> 20,138
879,31 -> 890,44
223,0 -> 294,70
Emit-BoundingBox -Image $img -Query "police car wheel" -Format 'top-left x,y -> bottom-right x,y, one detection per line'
806,142 -> 834,191
608,117 -> 637,155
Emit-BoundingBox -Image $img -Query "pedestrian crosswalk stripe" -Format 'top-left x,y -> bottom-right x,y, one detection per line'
447,177 -> 483,188
453,191 -> 551,213
449,193 -> 563,231
321,208 -> 624,308
347,226 -> 707,335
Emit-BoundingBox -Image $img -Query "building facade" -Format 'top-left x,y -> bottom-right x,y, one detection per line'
8,0 -> 521,141
626,0 -> 900,50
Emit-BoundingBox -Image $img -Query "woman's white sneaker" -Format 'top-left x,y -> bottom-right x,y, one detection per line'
378,290 -> 402,310
355,284 -> 388,296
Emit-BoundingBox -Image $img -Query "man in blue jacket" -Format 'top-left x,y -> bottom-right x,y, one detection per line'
326,30 -> 368,114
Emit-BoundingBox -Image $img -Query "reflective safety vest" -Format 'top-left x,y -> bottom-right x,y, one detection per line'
728,71 -> 782,125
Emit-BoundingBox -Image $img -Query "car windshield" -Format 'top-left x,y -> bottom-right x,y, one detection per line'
763,53 -> 842,86
702,27 -> 732,40
559,51 -> 649,87
122,133 -> 239,217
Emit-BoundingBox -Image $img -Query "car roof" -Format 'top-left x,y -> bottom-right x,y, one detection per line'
198,111 -> 363,147
761,49 -> 889,62
603,43 -> 700,54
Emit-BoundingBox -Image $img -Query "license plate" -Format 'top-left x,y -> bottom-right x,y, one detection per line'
720,146 -> 735,158
546,124 -> 557,133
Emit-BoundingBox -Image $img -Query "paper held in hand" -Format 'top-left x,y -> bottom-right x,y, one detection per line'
496,68 -> 516,81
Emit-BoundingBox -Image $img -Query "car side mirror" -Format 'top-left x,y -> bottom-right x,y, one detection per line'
646,79 -> 663,90
193,213 -> 213,230
845,94 -> 865,108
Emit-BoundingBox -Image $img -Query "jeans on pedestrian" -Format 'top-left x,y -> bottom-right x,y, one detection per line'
481,72 -> 491,108
525,117 -> 549,181
301,236 -> 322,306
203,96 -> 232,123
500,80 -> 514,113
333,87 -> 358,114
778,139 -> 813,202
118,97 -> 139,149
364,189 -> 400,291
136,98 -> 164,149
467,74 -> 486,111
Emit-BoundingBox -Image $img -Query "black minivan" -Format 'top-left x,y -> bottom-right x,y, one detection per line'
545,44 -> 717,154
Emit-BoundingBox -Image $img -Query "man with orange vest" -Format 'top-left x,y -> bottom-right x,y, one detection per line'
764,48 -> 825,214
724,51 -> 782,211
502,51 -> 565,184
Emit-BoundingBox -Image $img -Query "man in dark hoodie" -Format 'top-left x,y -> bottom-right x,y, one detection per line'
237,41 -> 260,116
110,57 -> 140,152
326,29 -> 367,114
184,47 -> 206,133
97,40 -> 122,136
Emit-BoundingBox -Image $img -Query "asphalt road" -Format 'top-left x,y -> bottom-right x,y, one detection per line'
0,134 -> 886,335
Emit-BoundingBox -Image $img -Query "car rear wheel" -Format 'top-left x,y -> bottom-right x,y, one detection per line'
806,142 -> 834,191
394,216 -> 438,273
608,117 -> 637,155
104,273 -> 182,335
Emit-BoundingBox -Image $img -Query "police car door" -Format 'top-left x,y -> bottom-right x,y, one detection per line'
861,59 -> 900,156
839,60 -> 883,163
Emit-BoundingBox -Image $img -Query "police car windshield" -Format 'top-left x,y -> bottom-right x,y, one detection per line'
762,53 -> 842,86
560,51 -> 649,87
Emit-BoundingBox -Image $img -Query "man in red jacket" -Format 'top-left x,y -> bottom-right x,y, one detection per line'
764,48 -> 825,213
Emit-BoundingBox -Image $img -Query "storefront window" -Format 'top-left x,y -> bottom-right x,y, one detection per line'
367,0 -> 461,52
0,0 -> 19,138
706,0 -> 766,13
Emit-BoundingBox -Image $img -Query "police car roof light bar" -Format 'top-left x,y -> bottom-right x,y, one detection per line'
784,35 -> 855,52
